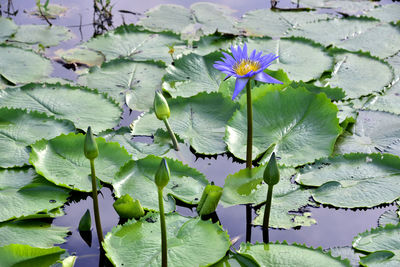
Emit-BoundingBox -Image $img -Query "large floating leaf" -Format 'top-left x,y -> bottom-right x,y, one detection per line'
288,17 -> 379,48
245,37 -> 333,82
226,86 -> 341,166
0,83 -> 121,133
11,25 -> 74,47
137,3 -> 239,39
0,220 -> 68,248
104,213 -> 230,267
290,81 -> 345,101
365,82 -> 400,115
100,128 -> 171,160
318,52 -> 393,99
353,224 -> 400,266
386,52 -> 400,79
379,210 -> 400,227
0,108 -> 75,168
84,25 -> 184,65
221,166 -> 315,229
113,155 -> 208,212
163,52 -> 224,98
54,47 -> 105,67
0,45 -> 53,84
78,59 -> 165,111
295,0 -> 377,15
297,153 -> 400,208
363,4 -> 400,23
132,92 -> 239,155
237,9 -> 330,37
238,242 -> 350,266
0,168 -> 70,222
30,133 -> 132,192
329,247 -> 361,267
335,110 -> 400,156
0,17 -> 17,42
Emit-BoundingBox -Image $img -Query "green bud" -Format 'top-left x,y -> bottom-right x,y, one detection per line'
113,194 -> 145,220
78,209 -> 91,232
197,184 -> 223,216
263,152 -> 280,186
154,91 -> 170,120
84,126 -> 99,160
155,158 -> 170,189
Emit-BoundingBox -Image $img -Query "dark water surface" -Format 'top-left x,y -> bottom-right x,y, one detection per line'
1,0 -> 398,266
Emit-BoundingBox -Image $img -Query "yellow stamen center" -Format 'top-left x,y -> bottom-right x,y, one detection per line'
233,59 -> 260,76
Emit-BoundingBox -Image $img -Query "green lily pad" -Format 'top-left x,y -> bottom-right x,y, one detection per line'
0,45 -> 53,84
379,210 -> 400,227
11,25 -> 74,47
78,59 -> 165,111
290,81 -> 345,101
0,220 -> 68,248
132,92 -> 239,155
54,47 -> 105,67
363,4 -> 400,23
113,155 -> 209,212
0,168 -> 70,222
0,108 -> 75,168
31,4 -> 68,19
104,213 -> 230,267
353,224 -> 400,266
0,17 -> 17,42
329,247 -> 361,267
83,25 -> 184,65
221,167 -> 315,229
99,128 -> 171,160
0,244 -> 65,267
30,133 -> 132,192
225,86 -> 341,166
237,9 -> 330,37
0,83 -> 122,133
212,251 -> 259,267
297,153 -> 400,208
244,37 -> 333,82
238,242 -> 350,266
318,52 -> 393,99
335,110 -> 400,156
163,52 -> 224,98
365,81 -> 400,115
386,52 -> 400,79
288,17 -> 379,48
178,35 -> 237,58
295,0 -> 377,15
137,3 -> 239,39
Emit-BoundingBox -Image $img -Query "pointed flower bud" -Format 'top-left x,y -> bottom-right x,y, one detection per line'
197,184 -> 223,216
113,194 -> 145,220
78,209 -> 91,232
155,158 -> 170,189
84,126 -> 98,160
154,91 -> 170,120
263,152 -> 280,186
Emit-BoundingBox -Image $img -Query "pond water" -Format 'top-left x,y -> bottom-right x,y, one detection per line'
1,0 -> 398,266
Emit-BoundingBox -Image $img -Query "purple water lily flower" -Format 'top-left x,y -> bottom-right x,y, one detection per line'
213,44 -> 283,100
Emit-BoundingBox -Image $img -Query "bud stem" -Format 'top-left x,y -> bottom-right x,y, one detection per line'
90,159 -> 104,244
163,118 -> 179,151
262,185 -> 274,243
158,188 -> 168,267
245,81 -> 253,243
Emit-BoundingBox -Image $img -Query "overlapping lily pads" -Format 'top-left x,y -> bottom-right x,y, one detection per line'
83,25 -> 184,64
78,59 -> 165,111
30,133 -> 132,192
0,108 -> 75,168
103,213 -> 230,267
137,3 -> 239,39
0,83 -> 122,133
132,92 -> 239,155
363,3 -> 400,23
0,45 -> 53,84
335,110 -> 400,156
0,168 -> 70,222
364,81 -> 400,115
297,153 -> 400,208
295,0 -> 377,15
238,242 -> 351,266
113,155 -> 208,212
226,86 -> 341,166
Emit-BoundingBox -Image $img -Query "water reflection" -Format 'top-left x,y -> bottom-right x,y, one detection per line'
0,0 -> 18,17
93,0 -> 114,36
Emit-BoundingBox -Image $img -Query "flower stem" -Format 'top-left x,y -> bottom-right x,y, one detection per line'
246,81 -> 253,169
262,185 -> 274,243
158,188 -> 168,267
90,159 -> 104,244
163,118 -> 179,151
